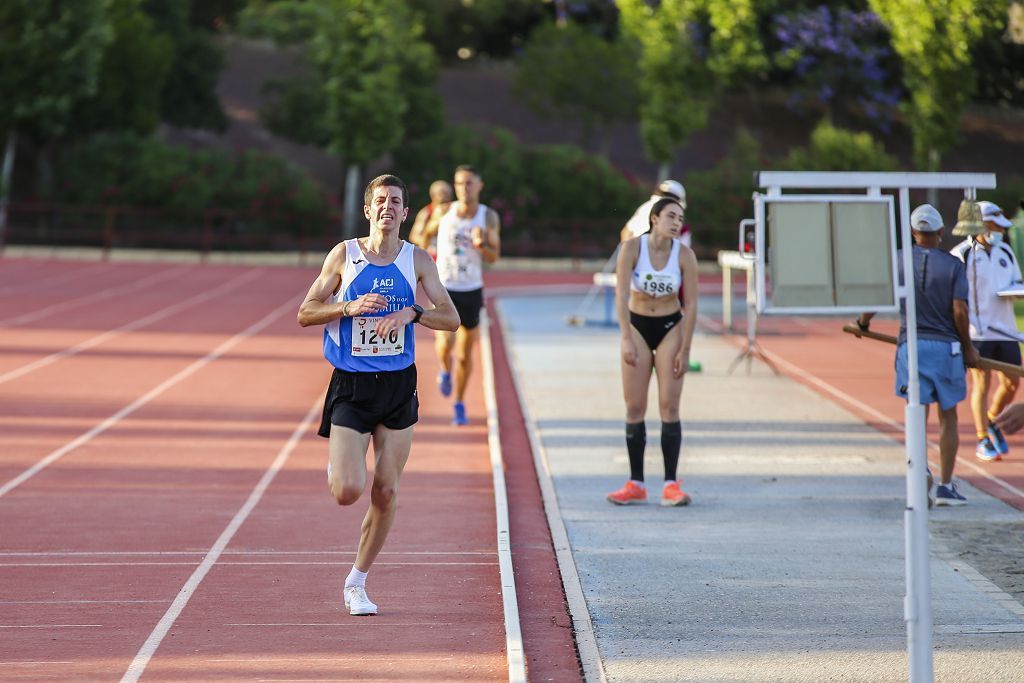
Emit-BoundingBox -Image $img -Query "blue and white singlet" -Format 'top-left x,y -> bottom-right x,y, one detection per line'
630,234 -> 682,297
324,239 -> 417,372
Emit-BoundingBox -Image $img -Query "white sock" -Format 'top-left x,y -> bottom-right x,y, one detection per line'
940,480 -> 952,487
345,567 -> 367,588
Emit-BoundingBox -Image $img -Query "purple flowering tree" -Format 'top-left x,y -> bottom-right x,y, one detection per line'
772,6 -> 902,131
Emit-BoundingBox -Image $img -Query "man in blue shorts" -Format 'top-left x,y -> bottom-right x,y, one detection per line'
298,174 -> 459,615
951,200 -> 1022,462
857,204 -> 978,505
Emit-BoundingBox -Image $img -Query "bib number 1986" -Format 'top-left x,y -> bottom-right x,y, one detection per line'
351,317 -> 404,356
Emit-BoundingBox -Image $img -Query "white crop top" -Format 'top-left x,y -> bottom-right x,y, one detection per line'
630,234 -> 682,297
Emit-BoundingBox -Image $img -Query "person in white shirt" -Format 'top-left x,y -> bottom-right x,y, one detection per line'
433,165 -> 501,426
951,201 -> 1022,462
620,179 -> 690,246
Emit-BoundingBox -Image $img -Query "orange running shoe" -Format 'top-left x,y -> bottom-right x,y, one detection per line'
606,480 -> 647,505
661,480 -> 692,507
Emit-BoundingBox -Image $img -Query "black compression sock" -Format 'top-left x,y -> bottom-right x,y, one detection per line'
661,421 -> 682,481
625,421 -> 646,482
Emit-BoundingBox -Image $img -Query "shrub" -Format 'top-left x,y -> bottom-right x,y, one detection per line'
51,132 -> 333,243
393,123 -> 644,254
780,121 -> 901,172
684,128 -> 765,253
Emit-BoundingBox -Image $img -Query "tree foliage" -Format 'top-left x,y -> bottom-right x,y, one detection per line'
75,0 -> 174,136
513,21 -> 639,153
240,0 -> 441,156
0,0 -> 112,141
143,0 -> 228,131
617,0 -> 766,166
868,0 -> 999,169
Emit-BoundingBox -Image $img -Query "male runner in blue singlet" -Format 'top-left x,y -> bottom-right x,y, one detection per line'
298,174 -> 460,615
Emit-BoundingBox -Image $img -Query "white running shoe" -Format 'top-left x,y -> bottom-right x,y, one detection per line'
344,585 -> 378,616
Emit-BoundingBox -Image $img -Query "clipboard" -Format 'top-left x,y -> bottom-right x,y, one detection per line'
997,284 -> 1024,298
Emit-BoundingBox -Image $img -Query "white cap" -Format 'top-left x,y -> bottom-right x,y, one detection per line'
657,179 -> 686,206
978,200 -> 1012,228
910,204 -> 943,232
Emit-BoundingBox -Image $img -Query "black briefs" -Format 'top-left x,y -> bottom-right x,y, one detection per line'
629,311 -> 682,351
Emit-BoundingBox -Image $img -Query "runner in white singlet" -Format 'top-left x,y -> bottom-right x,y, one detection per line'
433,165 -> 501,426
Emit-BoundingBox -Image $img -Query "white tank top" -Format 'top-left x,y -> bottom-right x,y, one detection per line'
630,234 -> 682,297
436,203 -> 488,291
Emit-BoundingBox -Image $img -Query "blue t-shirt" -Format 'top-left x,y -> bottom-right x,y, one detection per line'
897,246 -> 968,345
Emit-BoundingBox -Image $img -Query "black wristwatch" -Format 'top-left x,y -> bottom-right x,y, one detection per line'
410,303 -> 424,324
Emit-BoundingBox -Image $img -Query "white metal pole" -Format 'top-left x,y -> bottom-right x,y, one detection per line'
899,186 -> 934,682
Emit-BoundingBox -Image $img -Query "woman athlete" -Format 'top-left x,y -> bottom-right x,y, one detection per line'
607,197 -> 699,507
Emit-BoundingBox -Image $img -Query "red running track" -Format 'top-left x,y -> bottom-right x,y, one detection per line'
0,259 -> 578,682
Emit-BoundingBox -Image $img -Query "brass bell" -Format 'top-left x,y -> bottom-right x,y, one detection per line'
952,198 -> 984,236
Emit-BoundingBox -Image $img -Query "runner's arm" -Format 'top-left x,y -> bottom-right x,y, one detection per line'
673,245 -> 699,378
953,299 -> 978,368
472,208 -> 501,263
408,207 -> 430,249
297,243 -> 387,327
412,246 -> 460,331
617,238 -> 639,367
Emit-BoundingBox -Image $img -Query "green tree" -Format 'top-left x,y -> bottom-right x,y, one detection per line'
239,0 -> 441,237
513,21 -> 639,155
0,0 -> 112,248
868,0 -> 1000,170
143,0 -> 228,131
617,0 -> 766,180
75,0 -> 174,136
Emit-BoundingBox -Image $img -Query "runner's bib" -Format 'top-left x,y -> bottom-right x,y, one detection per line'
350,316 -> 405,356
635,272 -> 677,296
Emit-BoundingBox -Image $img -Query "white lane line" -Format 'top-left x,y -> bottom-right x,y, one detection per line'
0,549 -> 495,557
478,309 -> 526,683
0,624 -> 102,628
0,262 -> 104,296
700,314 -> 1024,502
0,561 -> 496,567
493,301 -> 607,683
0,267 -> 261,385
225,622 -> 457,627
0,292 -> 294,499
0,661 -> 75,665
0,265 -> 188,328
119,398 -> 321,683
0,600 -> 167,605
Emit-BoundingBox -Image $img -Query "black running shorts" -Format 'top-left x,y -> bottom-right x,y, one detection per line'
973,340 -> 1023,366
317,364 -> 419,437
448,287 -> 484,330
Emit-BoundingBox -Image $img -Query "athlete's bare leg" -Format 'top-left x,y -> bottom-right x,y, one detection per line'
328,425 -> 372,505
453,326 -> 478,403
435,330 -> 454,375
969,368 -> 991,437
621,326 -> 654,423
353,424 -> 413,572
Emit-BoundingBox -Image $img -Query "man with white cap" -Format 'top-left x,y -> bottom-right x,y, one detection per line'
951,200 -> 1022,462
858,204 -> 977,505
620,179 -> 690,245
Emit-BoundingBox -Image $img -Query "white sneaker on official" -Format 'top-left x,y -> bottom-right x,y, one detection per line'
344,585 -> 378,616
